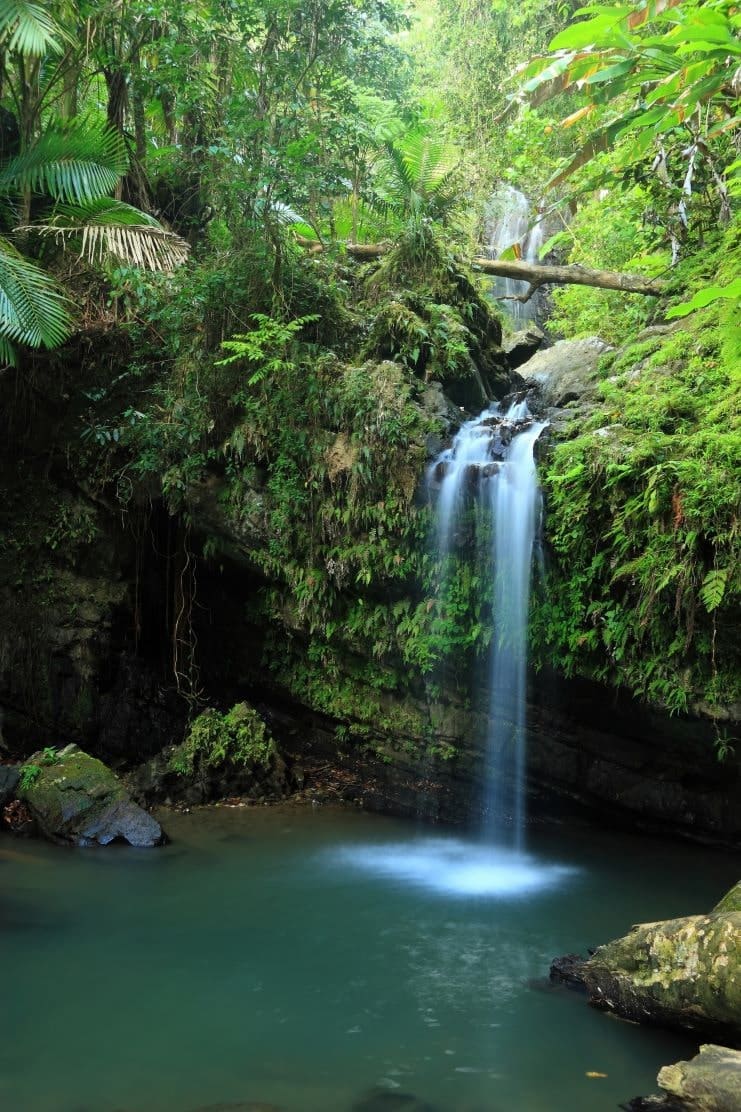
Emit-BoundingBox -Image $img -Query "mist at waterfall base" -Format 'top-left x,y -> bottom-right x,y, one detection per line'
342,401 -> 551,899
485,185 -> 544,324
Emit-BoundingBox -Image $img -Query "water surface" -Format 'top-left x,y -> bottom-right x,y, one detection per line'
1,806 -> 736,1112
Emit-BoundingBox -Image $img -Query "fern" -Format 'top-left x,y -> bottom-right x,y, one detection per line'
700,568 -> 728,613
216,313 -> 319,385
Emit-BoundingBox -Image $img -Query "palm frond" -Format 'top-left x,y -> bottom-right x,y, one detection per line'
21,199 -> 190,271
51,198 -> 163,227
0,336 -> 18,367
0,235 -> 71,349
0,121 -> 129,204
373,129 -> 460,222
0,0 -> 69,56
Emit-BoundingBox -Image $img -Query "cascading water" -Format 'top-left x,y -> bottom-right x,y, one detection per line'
428,400 -> 546,848
485,185 -> 544,325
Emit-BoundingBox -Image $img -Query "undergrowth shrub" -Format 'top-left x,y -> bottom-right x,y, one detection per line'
169,703 -> 276,778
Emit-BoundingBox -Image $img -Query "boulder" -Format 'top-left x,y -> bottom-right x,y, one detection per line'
713,882 -> 741,914
519,335 -> 611,408
580,881 -> 741,1041
624,1044 -> 741,1111
502,325 -> 545,370
0,763 -> 20,807
18,744 -> 165,847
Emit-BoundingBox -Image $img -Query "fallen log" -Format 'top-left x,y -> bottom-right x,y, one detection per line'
471,256 -> 665,299
294,235 -> 666,298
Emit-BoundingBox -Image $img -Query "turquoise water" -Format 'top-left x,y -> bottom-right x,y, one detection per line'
1,806 -> 737,1112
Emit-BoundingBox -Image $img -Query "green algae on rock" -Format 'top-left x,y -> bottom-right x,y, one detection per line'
18,744 -> 164,847
581,882 -> 741,1041
713,882 -> 741,915
625,1044 -> 741,1112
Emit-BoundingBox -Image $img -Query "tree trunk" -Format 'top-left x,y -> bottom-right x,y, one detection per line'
295,238 -> 666,297
471,256 -> 665,298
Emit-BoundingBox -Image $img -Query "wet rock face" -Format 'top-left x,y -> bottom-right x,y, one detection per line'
0,764 -> 19,807
518,335 -> 611,411
625,1044 -> 741,1111
502,325 -> 545,371
18,743 -> 165,847
579,884 -> 741,1042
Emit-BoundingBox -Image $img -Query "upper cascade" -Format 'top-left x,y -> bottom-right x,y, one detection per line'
485,186 -> 544,325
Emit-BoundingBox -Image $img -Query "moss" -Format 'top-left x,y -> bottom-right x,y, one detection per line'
532,217 -> 741,714
713,882 -> 741,915
19,745 -> 127,836
169,702 -> 277,778
583,909 -> 741,1037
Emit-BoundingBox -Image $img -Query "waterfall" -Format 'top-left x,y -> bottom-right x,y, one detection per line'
429,401 -> 546,847
485,186 -> 544,326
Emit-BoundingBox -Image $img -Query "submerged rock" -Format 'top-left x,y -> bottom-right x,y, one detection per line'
352,1091 -> 441,1112
624,1044 -> 741,1111
577,880 -> 741,1041
18,744 -> 164,847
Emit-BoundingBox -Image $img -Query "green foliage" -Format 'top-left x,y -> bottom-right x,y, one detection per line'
548,184 -> 666,341
169,703 -> 276,779
216,314 -> 321,386
667,279 -> 741,319
522,0 -> 734,192
0,120 -> 128,204
373,128 -> 460,224
0,0 -> 68,56
521,0 -> 739,226
700,569 -> 728,614
18,763 -> 41,789
713,731 -> 736,763
43,501 -> 98,552
0,238 -> 70,357
532,224 -> 740,712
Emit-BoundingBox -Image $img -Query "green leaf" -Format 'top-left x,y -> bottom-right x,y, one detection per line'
549,8 -> 631,51
666,279 -> 741,318
0,120 -> 129,204
0,0 -> 69,56
0,235 -> 71,349
699,568 -> 728,613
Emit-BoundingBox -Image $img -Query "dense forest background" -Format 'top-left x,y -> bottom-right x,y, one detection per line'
0,0 -> 738,791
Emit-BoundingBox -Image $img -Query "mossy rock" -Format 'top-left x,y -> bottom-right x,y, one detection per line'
713,881 -> 741,914
582,902 -> 741,1041
18,744 -> 164,847
162,702 -> 290,804
627,1044 -> 741,1111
